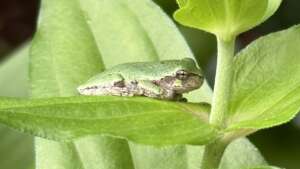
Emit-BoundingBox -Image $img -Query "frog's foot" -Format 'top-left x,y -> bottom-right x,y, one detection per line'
160,89 -> 175,100
177,96 -> 188,102
162,91 -> 186,102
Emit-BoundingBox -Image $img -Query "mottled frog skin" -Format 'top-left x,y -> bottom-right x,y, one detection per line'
77,58 -> 204,101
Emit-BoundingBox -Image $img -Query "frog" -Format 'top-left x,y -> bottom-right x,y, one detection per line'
77,58 -> 204,101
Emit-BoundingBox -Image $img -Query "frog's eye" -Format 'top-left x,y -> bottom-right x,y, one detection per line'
176,70 -> 188,80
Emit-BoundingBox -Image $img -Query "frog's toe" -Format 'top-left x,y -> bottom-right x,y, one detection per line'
178,97 -> 188,102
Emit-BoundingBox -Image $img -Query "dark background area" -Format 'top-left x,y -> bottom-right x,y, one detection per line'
0,0 -> 299,168
0,0 -> 38,58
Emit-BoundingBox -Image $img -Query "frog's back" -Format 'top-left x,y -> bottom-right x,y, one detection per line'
107,58 -> 200,80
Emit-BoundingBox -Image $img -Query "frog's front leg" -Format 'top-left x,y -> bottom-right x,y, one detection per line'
106,73 -> 137,97
136,80 -> 163,98
161,89 -> 185,101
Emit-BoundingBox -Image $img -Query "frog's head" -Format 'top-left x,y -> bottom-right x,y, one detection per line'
158,58 -> 204,93
167,70 -> 203,94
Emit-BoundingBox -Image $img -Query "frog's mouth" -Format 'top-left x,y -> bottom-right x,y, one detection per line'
157,73 -> 203,94
175,74 -> 203,93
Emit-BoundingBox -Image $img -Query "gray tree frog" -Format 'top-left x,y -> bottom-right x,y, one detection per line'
77,58 -> 204,101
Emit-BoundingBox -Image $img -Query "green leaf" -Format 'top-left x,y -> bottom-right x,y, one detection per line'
29,0 -> 105,168
219,138 -> 267,169
0,44 -> 33,169
185,138 -> 283,169
248,166 -> 282,169
0,124 -> 33,169
176,0 -> 188,7
0,44 -> 29,98
174,0 -> 281,40
30,0 -> 104,97
227,25 -> 300,132
0,96 -> 217,145
129,138 -> 268,169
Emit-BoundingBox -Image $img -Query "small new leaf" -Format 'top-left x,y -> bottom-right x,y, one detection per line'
0,96 -> 218,146
174,0 -> 281,41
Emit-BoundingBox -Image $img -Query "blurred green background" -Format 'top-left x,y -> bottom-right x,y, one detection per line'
0,0 -> 299,169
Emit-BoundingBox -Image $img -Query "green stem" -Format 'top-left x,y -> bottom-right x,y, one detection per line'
201,37 -> 235,169
201,140 -> 228,169
210,37 -> 235,127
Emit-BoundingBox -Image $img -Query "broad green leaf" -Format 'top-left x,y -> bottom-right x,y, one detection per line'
227,25 -> 300,132
219,138 -> 267,169
0,96 -> 217,145
74,136 -> 134,169
128,138 -> 268,169
174,0 -> 281,40
29,0 -> 105,168
0,124 -> 33,169
248,166 -> 282,169
0,44 -> 29,98
0,44 -> 33,169
30,0 -> 104,97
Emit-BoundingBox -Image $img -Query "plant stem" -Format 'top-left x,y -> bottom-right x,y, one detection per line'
210,37 -> 235,127
201,140 -> 228,169
201,37 -> 235,169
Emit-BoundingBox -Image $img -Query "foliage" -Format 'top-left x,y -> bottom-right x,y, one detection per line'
0,0 -> 298,169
